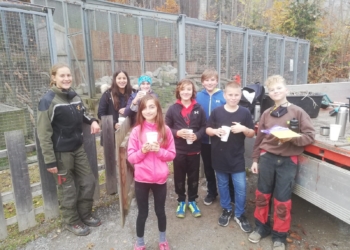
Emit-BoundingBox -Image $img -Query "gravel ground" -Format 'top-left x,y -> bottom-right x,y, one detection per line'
21,174 -> 350,250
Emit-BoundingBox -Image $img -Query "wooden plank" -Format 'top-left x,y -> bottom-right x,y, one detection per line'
0,193 -> 7,240
34,129 -> 59,220
117,134 -> 135,227
5,130 -> 36,231
102,115 -> 118,194
0,143 -> 36,159
83,123 -> 100,200
1,182 -> 42,203
6,206 -> 45,226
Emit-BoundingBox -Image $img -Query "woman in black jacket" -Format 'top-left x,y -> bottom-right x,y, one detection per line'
98,70 -> 133,130
165,79 -> 206,219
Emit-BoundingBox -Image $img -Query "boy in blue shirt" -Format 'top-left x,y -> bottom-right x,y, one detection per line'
206,81 -> 255,232
196,69 -> 235,205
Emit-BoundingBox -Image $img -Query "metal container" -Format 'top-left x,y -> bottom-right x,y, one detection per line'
335,106 -> 348,137
320,126 -> 330,136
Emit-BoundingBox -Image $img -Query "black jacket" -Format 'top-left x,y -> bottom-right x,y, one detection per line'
98,89 -> 129,127
165,102 -> 206,154
37,86 -> 97,168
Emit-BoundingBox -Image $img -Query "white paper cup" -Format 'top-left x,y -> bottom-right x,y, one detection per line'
139,91 -> 146,96
329,124 -> 341,141
185,129 -> 193,144
118,117 -> 125,124
221,126 -> 231,142
146,132 -> 158,143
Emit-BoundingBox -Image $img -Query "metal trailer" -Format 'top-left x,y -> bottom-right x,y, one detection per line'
245,82 -> 350,225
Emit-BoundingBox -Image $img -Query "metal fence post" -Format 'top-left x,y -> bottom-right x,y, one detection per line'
225,32 -> 230,79
177,14 -> 186,80
216,22 -> 222,86
82,7 -> 96,98
46,8 -> 57,64
263,33 -> 269,83
138,17 -> 145,74
293,39 -> 299,85
280,37 -> 286,76
243,29 -> 249,87
304,42 -> 310,84
62,2 -> 72,68
108,12 -> 115,72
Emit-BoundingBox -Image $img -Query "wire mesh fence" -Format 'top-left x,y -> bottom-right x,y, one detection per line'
0,7 -> 55,159
1,0 -> 310,169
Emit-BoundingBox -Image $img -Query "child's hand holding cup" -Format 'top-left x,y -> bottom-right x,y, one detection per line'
220,126 -> 231,142
185,129 -> 194,144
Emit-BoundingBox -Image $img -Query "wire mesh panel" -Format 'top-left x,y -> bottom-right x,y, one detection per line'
268,37 -> 282,77
0,9 -> 54,152
223,31 -> 244,85
284,40 -> 296,84
247,35 -> 265,84
297,43 -> 308,84
185,25 -> 217,75
142,19 -> 178,108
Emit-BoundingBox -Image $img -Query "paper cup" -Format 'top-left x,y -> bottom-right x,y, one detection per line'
118,117 -> 125,124
185,129 -> 193,144
221,126 -> 231,142
146,132 -> 158,143
329,124 -> 341,141
139,91 -> 146,96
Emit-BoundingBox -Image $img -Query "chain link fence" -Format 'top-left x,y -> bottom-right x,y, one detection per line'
0,5 -> 55,163
1,0 -> 310,168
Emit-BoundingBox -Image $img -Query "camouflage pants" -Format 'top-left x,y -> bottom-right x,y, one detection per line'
55,145 -> 96,225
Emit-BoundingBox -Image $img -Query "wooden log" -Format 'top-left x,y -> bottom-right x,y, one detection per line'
34,129 -> 59,220
0,194 -> 7,240
5,130 -> 36,231
117,132 -> 135,227
102,115 -> 118,195
82,123 -> 100,200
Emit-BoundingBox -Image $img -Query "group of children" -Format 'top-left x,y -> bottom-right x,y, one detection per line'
125,70 -> 315,250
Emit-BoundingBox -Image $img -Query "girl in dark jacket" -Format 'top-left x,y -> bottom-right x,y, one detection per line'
98,70 -> 133,130
165,79 -> 206,218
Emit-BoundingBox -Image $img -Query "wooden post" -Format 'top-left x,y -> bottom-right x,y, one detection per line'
35,129 -> 59,220
0,194 -> 7,240
102,115 -> 118,194
83,123 -> 100,200
5,130 -> 36,231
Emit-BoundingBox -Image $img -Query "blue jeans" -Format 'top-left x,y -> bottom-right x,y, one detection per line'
216,170 -> 246,217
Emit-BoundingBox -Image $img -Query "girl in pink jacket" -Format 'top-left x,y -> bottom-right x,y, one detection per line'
128,95 -> 176,250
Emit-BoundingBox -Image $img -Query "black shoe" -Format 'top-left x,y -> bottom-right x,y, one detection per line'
65,223 -> 90,236
204,195 -> 216,205
82,216 -> 101,227
218,209 -> 232,227
234,214 -> 252,233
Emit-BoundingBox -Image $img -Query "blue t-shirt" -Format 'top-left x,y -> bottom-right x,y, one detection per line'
207,105 -> 254,173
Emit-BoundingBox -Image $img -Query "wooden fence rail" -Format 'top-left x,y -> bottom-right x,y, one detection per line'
0,119 -> 133,241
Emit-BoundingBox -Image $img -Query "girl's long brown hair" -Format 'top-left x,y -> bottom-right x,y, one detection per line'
136,95 -> 167,147
109,70 -> 132,110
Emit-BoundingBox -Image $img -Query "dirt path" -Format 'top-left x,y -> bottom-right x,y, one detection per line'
21,174 -> 350,250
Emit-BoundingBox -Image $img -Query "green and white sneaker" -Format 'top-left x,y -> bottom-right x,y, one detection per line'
188,201 -> 201,217
176,201 -> 186,218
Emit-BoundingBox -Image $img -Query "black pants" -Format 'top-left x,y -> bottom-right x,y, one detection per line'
201,143 -> 235,201
254,152 -> 298,244
135,181 -> 167,237
173,153 -> 200,202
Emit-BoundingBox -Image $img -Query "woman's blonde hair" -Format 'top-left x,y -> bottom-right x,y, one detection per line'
50,63 -> 70,87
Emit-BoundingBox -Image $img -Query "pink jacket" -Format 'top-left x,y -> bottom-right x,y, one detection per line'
127,121 -> 176,184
